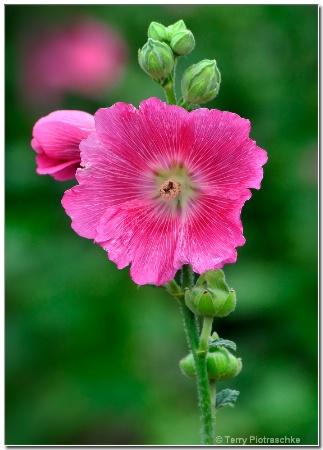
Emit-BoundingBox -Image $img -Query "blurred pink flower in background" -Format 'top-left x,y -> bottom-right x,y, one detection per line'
20,18 -> 127,106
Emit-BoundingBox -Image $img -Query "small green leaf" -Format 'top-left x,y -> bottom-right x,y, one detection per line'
209,338 -> 237,352
215,389 -> 240,410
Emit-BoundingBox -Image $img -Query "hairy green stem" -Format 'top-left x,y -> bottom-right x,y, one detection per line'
180,265 -> 215,444
163,80 -> 177,105
177,298 -> 200,352
177,299 -> 214,443
164,266 -> 215,444
194,349 -> 214,444
210,379 -> 217,440
181,263 -> 195,289
210,380 -> 217,421
162,58 -> 178,105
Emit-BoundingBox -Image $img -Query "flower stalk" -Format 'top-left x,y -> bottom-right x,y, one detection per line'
199,315 -> 213,353
162,57 -> 178,105
194,347 -> 215,444
162,79 -> 177,105
175,265 -> 215,444
210,380 -> 217,420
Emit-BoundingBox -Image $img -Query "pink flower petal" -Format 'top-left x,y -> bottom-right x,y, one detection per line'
95,200 -> 180,286
36,153 -> 80,180
32,111 -> 94,160
31,137 -> 42,154
174,193 -> 250,274
35,110 -> 95,132
94,98 -> 193,171
62,134 -> 116,238
184,108 -> 267,195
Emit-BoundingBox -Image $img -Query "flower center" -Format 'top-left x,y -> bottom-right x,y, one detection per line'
152,164 -> 197,211
159,179 -> 181,200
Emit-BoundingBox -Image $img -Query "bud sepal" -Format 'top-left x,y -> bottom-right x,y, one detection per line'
167,20 -> 187,39
170,30 -> 195,56
207,347 -> 242,381
148,22 -> 169,42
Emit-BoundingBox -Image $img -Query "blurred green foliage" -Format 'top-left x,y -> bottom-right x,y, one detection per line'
5,4 -> 318,445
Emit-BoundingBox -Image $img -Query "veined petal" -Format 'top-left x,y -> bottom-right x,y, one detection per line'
36,154 -> 80,180
174,193 -> 250,274
94,98 -> 193,171
35,110 -> 95,132
33,121 -> 90,160
95,200 -> 180,286
62,133 -> 156,239
184,108 -> 268,194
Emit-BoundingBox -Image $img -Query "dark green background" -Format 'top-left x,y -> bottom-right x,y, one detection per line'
5,4 -> 318,445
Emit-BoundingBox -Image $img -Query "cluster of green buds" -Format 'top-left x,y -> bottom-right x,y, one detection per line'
148,20 -> 195,56
185,269 -> 236,317
138,20 -> 221,106
138,20 -> 195,82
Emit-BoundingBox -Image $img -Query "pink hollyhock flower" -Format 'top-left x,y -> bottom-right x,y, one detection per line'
20,18 -> 127,105
31,110 -> 95,181
62,98 -> 267,285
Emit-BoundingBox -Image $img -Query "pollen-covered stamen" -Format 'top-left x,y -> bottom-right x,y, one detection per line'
159,179 -> 181,200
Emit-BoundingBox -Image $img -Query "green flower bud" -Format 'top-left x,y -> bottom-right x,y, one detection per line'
181,59 -> 221,105
148,22 -> 168,42
179,353 -> 196,378
179,348 -> 242,382
207,348 -> 242,381
167,20 -> 187,39
138,38 -> 174,79
185,270 -> 236,317
170,30 -> 195,56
